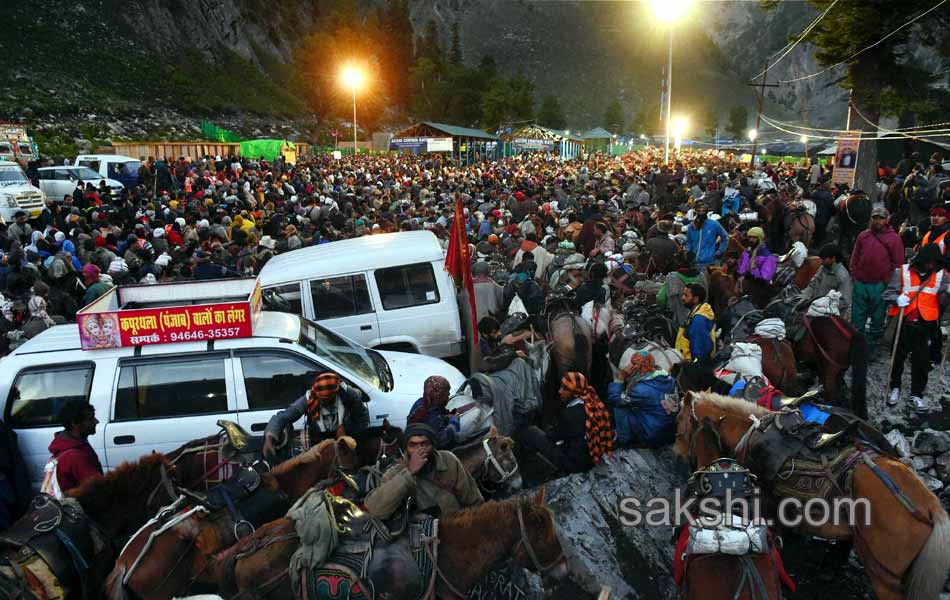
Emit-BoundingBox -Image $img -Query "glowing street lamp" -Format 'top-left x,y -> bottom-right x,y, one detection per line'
651,0 -> 692,165
747,128 -> 758,142
800,134 -> 810,162
340,65 -> 365,155
672,116 -> 688,152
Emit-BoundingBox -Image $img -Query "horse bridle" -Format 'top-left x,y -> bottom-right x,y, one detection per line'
479,438 -> 519,485
515,506 -> 564,576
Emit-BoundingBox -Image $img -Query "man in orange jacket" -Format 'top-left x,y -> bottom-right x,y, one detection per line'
884,243 -> 949,413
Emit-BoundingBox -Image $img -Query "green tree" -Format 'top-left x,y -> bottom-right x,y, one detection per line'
480,73 -> 534,131
727,105 -> 749,140
604,98 -> 624,134
538,95 -> 566,130
450,22 -> 463,66
630,104 -> 660,137
376,0 -> 413,109
417,19 -> 443,64
702,107 -> 720,139
763,0 -> 950,191
477,55 -> 498,81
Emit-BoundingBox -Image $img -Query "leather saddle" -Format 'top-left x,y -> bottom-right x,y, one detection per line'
217,419 -> 264,454
185,465 -> 289,543
0,494 -> 98,589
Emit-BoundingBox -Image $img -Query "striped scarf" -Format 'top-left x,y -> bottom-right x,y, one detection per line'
560,372 -> 614,464
308,372 -> 341,415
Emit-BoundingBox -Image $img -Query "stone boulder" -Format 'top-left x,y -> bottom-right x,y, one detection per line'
885,429 -> 912,458
544,447 -> 687,600
912,429 -> 950,456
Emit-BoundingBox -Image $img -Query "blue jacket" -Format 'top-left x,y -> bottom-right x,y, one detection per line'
721,192 -> 741,216
685,219 -> 728,267
686,309 -> 716,365
606,375 -> 678,447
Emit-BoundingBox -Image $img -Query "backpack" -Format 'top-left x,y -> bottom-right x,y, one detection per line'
40,455 -> 64,500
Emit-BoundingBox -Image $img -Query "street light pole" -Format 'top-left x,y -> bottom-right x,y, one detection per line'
351,85 -> 358,156
664,27 -> 673,165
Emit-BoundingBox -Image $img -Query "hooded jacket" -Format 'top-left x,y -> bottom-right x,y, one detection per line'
48,432 -> 103,493
675,302 -> 717,363
685,218 -> 728,267
606,374 -> 677,447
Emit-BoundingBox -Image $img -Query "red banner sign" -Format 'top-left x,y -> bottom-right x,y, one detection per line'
78,302 -> 253,350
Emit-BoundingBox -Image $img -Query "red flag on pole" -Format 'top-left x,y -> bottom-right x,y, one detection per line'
444,195 -> 478,345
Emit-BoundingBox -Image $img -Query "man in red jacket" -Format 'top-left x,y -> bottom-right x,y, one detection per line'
850,207 -> 905,348
48,402 -> 102,493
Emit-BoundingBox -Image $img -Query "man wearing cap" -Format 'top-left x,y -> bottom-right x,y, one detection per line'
262,371 -> 369,458
800,243 -> 852,319
916,202 -> 950,265
685,203 -> 728,269
8,211 -> 31,246
850,207 -> 903,346
364,422 -> 483,520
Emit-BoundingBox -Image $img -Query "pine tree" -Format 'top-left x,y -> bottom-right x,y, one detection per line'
727,106 -> 749,140
604,99 -> 624,134
450,22 -> 463,66
538,95 -> 566,130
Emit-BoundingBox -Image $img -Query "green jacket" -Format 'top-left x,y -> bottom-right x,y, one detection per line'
364,451 -> 484,520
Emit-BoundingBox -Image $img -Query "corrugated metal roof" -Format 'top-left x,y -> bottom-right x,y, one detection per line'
421,122 -> 499,140
583,127 -> 613,139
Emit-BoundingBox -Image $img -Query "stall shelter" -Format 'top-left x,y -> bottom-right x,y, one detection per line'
76,278 -> 263,351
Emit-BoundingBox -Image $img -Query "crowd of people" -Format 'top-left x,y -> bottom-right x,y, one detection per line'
3,144 -> 950,519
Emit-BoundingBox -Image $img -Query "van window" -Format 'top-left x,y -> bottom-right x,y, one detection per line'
374,263 -> 440,310
239,352 -> 320,410
78,160 -> 99,172
7,365 -> 94,428
310,275 -> 373,319
115,358 -> 228,421
263,283 -> 303,315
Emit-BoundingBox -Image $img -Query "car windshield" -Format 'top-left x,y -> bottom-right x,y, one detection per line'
69,167 -> 102,181
0,166 -> 28,185
298,318 -> 387,391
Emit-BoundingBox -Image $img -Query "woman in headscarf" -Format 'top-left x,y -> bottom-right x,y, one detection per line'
21,295 -> 56,339
406,375 -> 460,449
606,352 -> 678,448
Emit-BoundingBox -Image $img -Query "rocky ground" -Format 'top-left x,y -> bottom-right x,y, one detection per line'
532,340 -> 950,600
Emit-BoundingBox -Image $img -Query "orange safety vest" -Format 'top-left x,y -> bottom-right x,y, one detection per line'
888,264 -> 942,320
916,230 -> 949,255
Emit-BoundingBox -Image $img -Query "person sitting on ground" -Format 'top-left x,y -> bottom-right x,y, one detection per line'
675,283 -> 717,365
47,401 -> 102,495
364,423 -> 484,520
800,243 -> 853,318
406,376 -> 461,449
518,372 -> 614,475
606,352 -> 678,448
262,371 -> 369,458
657,251 -> 708,329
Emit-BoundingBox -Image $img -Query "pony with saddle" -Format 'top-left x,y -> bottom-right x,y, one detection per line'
674,391 -> 950,600
674,458 -> 793,600
0,452 -> 179,599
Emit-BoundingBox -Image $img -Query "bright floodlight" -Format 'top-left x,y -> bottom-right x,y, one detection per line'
640,134 -> 647,140
747,128 -> 757,141
800,135 -> 809,144
340,65 -> 364,90
652,0 -> 690,21
672,116 -> 688,138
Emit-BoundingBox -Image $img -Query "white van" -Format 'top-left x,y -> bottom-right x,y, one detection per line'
1,311 -> 465,487
73,154 -> 141,189
36,166 -> 124,200
0,160 -> 45,221
257,231 -> 464,358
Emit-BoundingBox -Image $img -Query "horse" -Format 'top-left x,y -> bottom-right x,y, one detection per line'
681,553 -> 783,600
775,242 -> 821,291
785,202 -> 815,250
106,438 -> 359,600
607,309 -> 681,379
0,453 -> 179,600
191,489 -> 567,600
673,391 -> 950,600
705,266 -> 741,329
835,190 -> 872,255
541,292 -> 592,424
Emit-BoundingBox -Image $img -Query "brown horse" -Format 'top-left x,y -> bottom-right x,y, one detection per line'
0,453 -> 178,600
746,334 -> 801,395
794,315 -> 868,417
106,438 -> 358,600
674,392 -> 950,600
705,266 -> 741,325
193,489 -> 567,599
681,553 -> 782,599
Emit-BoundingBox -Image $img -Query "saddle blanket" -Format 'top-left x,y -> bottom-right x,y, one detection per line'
685,514 -> 769,556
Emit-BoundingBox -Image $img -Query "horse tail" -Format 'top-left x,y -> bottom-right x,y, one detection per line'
906,505 -> 950,600
847,322 -> 869,419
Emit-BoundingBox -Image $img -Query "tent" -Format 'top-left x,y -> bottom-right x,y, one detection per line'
239,139 -> 296,162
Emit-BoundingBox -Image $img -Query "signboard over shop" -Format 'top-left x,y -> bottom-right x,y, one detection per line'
389,137 -> 454,152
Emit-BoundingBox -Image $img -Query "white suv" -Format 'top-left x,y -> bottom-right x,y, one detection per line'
2,312 -> 465,487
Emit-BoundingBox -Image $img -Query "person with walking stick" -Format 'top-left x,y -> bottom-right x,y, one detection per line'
884,243 -> 948,413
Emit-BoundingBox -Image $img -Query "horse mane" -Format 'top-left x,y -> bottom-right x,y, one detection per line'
443,496 -> 548,533
453,432 -> 512,456
270,438 -> 336,476
67,452 -> 171,524
692,391 -> 769,419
